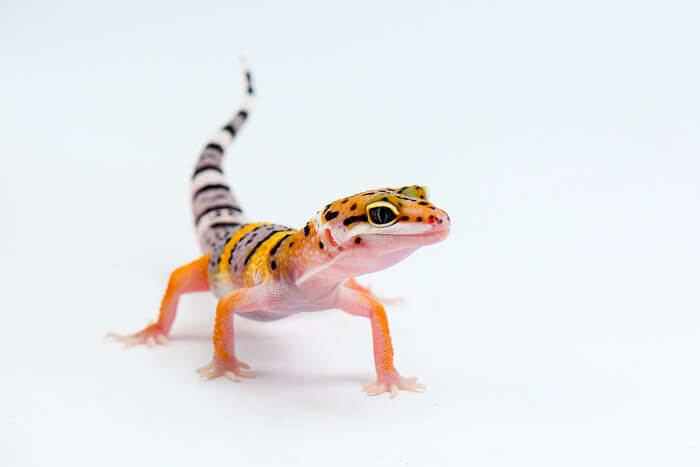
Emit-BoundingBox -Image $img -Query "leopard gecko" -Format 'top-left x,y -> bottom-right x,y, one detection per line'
108,63 -> 451,398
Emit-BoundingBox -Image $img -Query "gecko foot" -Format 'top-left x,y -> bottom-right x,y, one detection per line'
363,372 -> 425,398
105,323 -> 168,348
197,357 -> 255,382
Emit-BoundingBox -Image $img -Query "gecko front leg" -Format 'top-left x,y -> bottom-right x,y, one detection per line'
337,285 -> 425,398
197,286 -> 273,382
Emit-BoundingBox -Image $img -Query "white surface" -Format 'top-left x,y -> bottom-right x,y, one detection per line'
2,1 -> 700,466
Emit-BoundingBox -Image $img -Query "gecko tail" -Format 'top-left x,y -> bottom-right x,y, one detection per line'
191,59 -> 253,253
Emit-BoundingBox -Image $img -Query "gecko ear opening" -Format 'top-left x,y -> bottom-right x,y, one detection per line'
397,185 -> 429,201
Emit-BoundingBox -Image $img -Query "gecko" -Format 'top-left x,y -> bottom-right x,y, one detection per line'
108,64 -> 451,398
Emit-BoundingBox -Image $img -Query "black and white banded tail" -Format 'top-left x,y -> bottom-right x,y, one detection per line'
191,61 -> 253,253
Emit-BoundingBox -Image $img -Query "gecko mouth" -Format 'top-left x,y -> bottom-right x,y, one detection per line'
367,229 -> 449,248
375,226 -> 450,240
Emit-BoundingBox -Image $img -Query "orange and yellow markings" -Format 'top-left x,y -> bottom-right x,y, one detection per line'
218,223 -> 270,276
244,229 -> 296,286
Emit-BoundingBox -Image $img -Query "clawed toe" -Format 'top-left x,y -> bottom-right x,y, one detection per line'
362,382 -> 387,396
196,363 -> 219,380
105,325 -> 168,348
197,358 -> 255,382
236,367 -> 255,378
399,375 -> 426,392
224,371 -> 240,382
362,373 -> 425,398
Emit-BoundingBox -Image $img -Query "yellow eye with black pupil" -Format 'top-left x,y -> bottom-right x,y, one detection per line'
366,201 -> 399,227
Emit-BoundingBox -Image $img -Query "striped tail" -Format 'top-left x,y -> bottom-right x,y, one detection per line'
191,62 -> 253,253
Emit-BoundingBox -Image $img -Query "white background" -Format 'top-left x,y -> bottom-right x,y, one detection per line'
2,1 -> 699,465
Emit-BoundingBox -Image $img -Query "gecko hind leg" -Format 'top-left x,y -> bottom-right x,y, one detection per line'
106,255 -> 211,347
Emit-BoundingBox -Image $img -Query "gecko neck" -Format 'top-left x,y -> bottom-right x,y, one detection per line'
280,220 -> 419,292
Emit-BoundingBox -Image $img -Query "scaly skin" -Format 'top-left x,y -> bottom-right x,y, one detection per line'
108,63 -> 451,398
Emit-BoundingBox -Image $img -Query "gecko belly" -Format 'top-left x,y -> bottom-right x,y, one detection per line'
236,310 -> 293,321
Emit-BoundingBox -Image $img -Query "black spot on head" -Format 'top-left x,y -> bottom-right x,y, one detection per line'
419,201 -> 429,206
325,210 -> 339,221
341,198 -> 349,204
419,195 -> 425,199
271,260 -> 277,270
429,206 -> 436,210
343,214 -> 368,226
416,217 -> 423,222
289,242 -> 294,247
400,215 -> 410,221
363,192 -> 375,196
319,241 -> 324,250
323,203 -> 332,214
354,237 -> 362,244
304,224 -> 310,236
382,196 -> 388,201
350,203 -> 357,210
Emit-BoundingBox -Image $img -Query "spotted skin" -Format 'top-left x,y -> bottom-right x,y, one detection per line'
109,65 -> 451,398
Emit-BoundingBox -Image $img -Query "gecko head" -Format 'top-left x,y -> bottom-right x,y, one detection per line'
314,185 -> 451,275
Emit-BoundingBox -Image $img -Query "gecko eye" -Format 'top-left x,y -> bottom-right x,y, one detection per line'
366,201 -> 399,227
